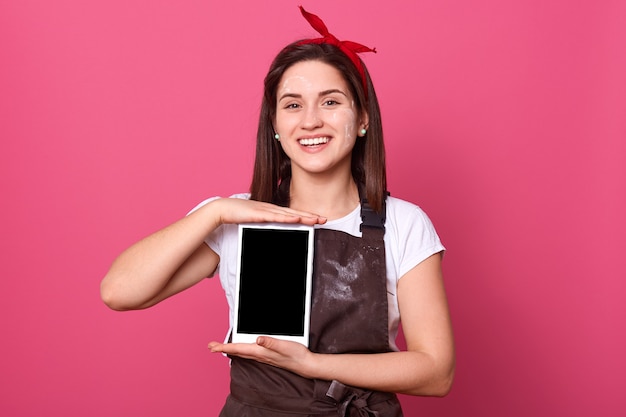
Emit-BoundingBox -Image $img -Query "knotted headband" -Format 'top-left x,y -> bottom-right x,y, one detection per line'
296,6 -> 376,98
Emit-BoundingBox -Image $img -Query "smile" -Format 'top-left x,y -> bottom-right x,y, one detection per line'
298,137 -> 330,146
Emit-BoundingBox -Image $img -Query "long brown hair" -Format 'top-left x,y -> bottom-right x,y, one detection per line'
249,42 -> 387,213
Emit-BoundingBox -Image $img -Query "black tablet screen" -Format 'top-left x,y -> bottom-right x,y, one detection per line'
237,228 -> 310,336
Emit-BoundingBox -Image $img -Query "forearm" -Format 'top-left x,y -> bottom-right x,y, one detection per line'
306,349 -> 454,396
100,200 -> 221,310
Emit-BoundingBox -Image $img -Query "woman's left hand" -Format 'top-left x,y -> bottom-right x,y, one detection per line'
208,337 -> 317,378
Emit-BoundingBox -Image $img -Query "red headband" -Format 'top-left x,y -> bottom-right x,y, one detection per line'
296,6 -> 376,98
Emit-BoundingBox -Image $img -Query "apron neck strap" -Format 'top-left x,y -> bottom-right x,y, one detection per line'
358,184 -> 388,231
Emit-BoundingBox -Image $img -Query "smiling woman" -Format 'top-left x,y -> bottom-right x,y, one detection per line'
100,6 -> 454,416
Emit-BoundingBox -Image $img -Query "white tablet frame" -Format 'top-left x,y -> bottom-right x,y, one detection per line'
232,222 -> 315,347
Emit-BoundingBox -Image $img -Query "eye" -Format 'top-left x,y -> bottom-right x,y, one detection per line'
284,103 -> 301,109
323,99 -> 339,106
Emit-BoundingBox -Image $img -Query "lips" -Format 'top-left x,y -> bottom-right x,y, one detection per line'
298,137 -> 330,146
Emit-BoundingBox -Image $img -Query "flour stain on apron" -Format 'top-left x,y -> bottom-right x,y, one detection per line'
320,252 -> 363,301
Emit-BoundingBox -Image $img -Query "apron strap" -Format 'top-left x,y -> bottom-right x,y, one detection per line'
359,185 -> 388,231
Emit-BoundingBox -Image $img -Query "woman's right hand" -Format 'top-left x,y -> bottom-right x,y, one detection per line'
209,197 -> 327,227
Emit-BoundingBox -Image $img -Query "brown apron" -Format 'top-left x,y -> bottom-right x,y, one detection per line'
219,197 -> 403,417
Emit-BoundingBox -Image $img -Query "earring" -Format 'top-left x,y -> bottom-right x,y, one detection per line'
274,133 -> 280,140
360,128 -> 367,136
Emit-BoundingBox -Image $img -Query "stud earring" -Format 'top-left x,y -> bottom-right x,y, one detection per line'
274,133 -> 280,140
360,128 -> 367,136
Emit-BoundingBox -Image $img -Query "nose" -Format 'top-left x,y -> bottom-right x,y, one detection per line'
301,106 -> 323,130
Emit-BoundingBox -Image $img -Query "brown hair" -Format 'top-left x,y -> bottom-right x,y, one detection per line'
249,42 -> 387,213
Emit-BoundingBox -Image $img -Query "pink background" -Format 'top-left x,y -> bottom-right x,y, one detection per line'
1,0 -> 625,415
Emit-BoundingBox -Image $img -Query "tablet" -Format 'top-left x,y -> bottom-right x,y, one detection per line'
232,223 -> 315,347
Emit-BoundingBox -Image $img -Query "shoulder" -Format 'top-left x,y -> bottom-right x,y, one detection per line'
384,195 -> 445,275
385,195 -> 435,229
187,193 -> 251,214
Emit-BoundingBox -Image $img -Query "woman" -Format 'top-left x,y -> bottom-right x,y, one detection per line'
101,7 -> 455,416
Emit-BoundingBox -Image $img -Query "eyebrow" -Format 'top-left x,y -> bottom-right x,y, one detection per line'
278,89 -> 348,102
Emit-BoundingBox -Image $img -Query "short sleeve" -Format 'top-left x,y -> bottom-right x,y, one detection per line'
385,198 -> 445,280
187,193 -> 251,257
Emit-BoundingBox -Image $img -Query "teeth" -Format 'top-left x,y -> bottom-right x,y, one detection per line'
299,137 -> 329,146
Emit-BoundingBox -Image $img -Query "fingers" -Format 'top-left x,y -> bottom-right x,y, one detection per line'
216,198 -> 327,226
255,336 -> 270,347
249,202 -> 326,224
208,338 -> 312,377
207,341 -> 267,364
208,338 -> 274,354
278,212 -> 327,226
207,341 -> 259,355
207,341 -> 223,352
207,337 -> 287,358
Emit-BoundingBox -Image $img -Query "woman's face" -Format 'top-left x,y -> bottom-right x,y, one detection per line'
274,60 -> 368,179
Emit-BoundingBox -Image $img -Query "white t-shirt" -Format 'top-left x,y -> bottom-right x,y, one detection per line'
191,193 -> 445,351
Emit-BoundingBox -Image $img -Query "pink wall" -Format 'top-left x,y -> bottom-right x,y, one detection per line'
1,0 -> 625,415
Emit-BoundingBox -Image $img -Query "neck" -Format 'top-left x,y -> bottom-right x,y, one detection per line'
289,172 -> 360,220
